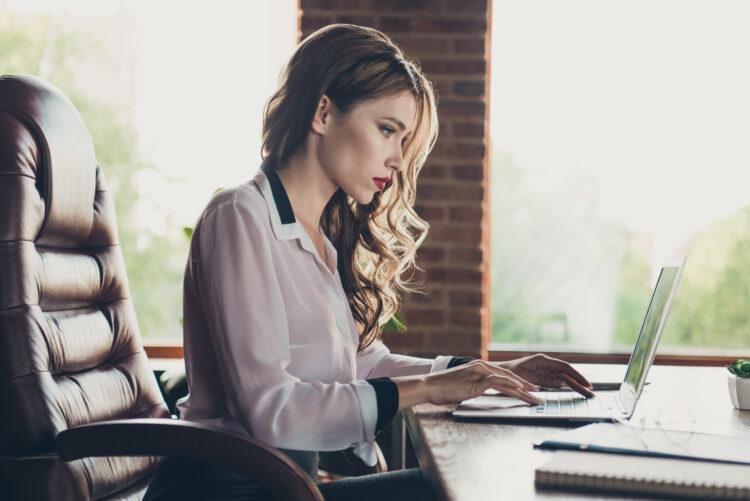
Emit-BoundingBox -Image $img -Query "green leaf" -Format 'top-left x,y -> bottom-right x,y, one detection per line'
383,311 -> 406,332
183,226 -> 193,240
727,359 -> 750,378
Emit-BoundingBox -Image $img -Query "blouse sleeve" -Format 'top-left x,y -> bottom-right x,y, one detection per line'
356,339 -> 470,378
194,196 -> 386,463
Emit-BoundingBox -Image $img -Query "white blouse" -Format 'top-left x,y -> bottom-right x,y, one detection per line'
176,165 -> 454,465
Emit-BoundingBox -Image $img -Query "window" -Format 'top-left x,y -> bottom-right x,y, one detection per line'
490,0 -> 750,354
2,0 -> 296,343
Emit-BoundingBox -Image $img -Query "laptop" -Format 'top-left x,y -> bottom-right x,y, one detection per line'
453,255 -> 687,423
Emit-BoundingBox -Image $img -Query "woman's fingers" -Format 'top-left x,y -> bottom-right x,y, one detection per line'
472,361 -> 538,392
554,360 -> 593,389
483,375 -> 541,405
496,367 -> 539,392
542,357 -> 594,397
560,373 -> 595,398
507,388 -> 542,405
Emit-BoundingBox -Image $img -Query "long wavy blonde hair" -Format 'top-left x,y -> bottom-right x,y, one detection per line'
261,24 -> 439,352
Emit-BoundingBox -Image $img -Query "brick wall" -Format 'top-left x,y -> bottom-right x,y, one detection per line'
298,0 -> 492,359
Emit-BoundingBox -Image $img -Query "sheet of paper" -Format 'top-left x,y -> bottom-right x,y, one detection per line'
538,422 -> 750,465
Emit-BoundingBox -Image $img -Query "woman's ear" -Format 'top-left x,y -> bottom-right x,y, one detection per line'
311,94 -> 334,135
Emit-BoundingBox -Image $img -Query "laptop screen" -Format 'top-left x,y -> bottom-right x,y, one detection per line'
621,261 -> 683,407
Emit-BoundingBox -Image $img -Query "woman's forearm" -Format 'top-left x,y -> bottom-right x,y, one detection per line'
391,360 -> 543,413
393,374 -> 431,413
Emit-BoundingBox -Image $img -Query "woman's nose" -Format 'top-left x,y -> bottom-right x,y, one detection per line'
390,150 -> 404,172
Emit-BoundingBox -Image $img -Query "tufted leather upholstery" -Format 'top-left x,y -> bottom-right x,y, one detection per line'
0,74 -> 170,500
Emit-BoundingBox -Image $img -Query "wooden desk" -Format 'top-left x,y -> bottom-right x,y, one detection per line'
404,364 -> 750,500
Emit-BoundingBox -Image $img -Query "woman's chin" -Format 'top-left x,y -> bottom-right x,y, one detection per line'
350,189 -> 376,206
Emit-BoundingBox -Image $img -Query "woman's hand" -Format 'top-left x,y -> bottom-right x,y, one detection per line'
495,354 -> 594,398
394,360 -> 541,413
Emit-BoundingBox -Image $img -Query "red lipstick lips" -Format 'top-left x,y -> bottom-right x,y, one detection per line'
373,177 -> 389,190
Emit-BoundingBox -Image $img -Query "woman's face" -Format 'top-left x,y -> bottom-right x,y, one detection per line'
314,91 -> 417,205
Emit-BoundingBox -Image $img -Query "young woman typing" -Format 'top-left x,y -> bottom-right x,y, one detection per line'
143,24 -> 593,501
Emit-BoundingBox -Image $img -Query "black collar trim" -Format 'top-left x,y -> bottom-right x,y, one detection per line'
262,162 -> 296,225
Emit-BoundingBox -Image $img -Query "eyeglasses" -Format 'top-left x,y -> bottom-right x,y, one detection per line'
611,401 -> 697,449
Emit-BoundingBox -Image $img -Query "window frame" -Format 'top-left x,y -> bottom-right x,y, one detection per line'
144,343 -> 183,359
489,346 -> 748,367
143,342 -> 748,367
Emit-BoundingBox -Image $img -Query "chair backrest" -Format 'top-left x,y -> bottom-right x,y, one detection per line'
0,75 -> 169,500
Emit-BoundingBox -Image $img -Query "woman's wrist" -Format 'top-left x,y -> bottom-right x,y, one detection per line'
393,374 -> 430,413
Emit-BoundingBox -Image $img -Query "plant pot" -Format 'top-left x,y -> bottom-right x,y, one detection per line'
728,375 -> 750,410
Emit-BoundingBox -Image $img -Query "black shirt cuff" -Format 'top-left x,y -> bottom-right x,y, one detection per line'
366,377 -> 399,433
447,356 -> 475,369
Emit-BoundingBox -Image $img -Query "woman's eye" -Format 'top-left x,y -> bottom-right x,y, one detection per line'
381,126 -> 396,137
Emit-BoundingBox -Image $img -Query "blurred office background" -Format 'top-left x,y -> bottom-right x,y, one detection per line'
3,0 -> 748,357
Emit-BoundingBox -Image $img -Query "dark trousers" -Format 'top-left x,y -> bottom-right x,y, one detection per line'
142,449 -> 435,501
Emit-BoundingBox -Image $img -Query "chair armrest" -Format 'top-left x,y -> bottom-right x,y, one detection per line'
55,418 -> 322,501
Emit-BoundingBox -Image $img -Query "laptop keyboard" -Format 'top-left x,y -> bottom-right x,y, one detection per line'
531,392 -> 626,416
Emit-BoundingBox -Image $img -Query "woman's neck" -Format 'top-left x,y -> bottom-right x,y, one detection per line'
275,148 -> 338,232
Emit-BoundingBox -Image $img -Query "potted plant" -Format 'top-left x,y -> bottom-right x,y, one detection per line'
727,359 -> 750,410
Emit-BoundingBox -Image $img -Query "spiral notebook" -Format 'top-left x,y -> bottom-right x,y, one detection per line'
535,451 -> 750,499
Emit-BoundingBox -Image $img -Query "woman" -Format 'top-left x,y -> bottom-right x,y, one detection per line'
144,24 -> 593,500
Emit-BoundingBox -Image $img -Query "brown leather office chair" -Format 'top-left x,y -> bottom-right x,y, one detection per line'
0,74 -> 374,500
